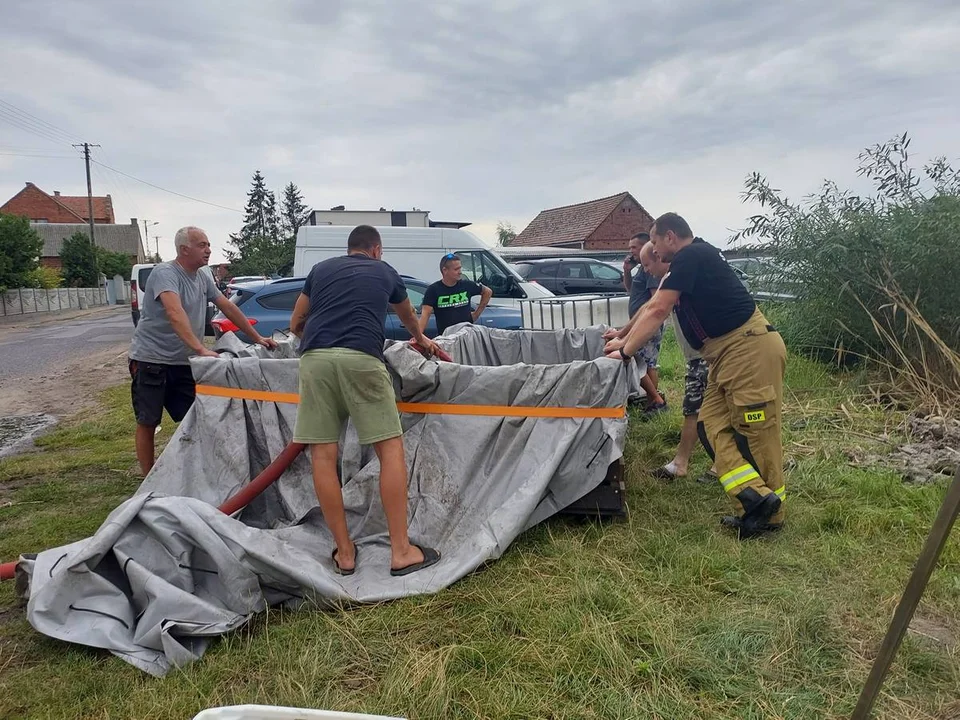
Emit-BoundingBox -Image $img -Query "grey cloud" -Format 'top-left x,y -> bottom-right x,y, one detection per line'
2,0 -> 959,259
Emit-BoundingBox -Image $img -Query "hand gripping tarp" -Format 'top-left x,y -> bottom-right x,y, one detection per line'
17,324 -> 635,676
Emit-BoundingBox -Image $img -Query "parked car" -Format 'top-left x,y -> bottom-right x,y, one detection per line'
223,275 -> 269,297
727,257 -> 797,302
130,262 -> 218,334
512,258 -> 625,296
211,276 -> 523,343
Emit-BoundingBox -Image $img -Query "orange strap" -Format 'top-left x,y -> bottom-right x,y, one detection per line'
194,384 -> 625,419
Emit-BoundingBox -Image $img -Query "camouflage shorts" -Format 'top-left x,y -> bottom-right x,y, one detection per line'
683,357 -> 709,416
636,324 -> 664,369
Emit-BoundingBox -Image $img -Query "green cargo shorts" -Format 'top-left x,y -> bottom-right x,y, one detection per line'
294,348 -> 402,446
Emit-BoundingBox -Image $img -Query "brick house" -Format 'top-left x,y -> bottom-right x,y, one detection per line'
512,192 -> 654,252
0,181 -> 115,224
1,182 -> 144,269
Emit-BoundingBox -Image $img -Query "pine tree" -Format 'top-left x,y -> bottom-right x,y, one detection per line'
227,172 -> 311,276
281,182 -> 310,245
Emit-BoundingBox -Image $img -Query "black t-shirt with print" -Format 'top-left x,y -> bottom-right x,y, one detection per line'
423,279 -> 483,333
659,238 -> 756,350
300,254 -> 407,360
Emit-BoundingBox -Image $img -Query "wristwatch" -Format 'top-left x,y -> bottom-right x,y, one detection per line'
619,348 -> 631,361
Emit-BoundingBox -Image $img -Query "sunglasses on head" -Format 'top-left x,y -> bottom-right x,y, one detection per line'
444,253 -> 457,259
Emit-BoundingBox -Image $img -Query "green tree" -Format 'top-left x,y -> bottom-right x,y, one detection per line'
496,221 -> 517,246
25,266 -> 62,289
228,170 -> 288,275
0,212 -> 43,292
96,248 -> 133,279
281,182 -> 310,241
60,231 -> 99,287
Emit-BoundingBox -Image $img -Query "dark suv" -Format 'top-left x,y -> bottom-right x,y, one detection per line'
512,258 -> 624,295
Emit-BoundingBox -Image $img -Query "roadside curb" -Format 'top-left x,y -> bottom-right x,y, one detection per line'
0,304 -> 129,331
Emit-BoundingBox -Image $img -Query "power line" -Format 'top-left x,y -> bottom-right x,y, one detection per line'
0,108 -> 73,147
91,159 -> 242,213
0,99 -> 85,144
0,151 -> 78,158
0,97 -> 242,215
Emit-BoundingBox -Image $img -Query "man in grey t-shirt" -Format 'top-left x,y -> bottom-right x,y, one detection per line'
128,226 -> 276,474
608,231 -> 666,415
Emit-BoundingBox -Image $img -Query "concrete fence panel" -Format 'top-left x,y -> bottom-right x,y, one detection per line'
1,284 -> 123,318
21,289 -> 38,314
2,290 -> 23,316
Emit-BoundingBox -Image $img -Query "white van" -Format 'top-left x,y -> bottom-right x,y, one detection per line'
130,262 -> 155,326
293,226 -> 553,307
130,262 -> 217,335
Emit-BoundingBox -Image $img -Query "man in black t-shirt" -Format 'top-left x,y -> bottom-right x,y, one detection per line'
604,212 -> 787,539
289,225 -> 441,577
420,253 -> 493,335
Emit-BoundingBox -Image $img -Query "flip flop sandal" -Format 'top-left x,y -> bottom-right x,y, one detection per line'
332,546 -> 357,576
650,466 -> 679,481
390,545 -> 441,577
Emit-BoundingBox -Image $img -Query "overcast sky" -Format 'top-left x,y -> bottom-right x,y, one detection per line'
2,0 -> 959,264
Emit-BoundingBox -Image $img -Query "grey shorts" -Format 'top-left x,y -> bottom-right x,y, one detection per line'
683,357 -> 709,417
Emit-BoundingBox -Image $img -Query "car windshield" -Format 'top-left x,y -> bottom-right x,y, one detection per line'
513,263 -> 534,278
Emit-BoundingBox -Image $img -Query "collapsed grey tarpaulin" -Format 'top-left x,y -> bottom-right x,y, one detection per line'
19,325 -> 635,676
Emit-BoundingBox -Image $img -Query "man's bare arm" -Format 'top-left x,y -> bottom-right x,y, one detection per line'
607,289 -> 678,358
290,293 -> 310,337
393,297 -> 440,355
622,260 -> 634,292
472,286 -> 493,321
158,291 -> 215,356
419,304 -> 434,333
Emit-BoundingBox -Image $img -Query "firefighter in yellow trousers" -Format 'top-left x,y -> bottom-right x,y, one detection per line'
605,212 -> 786,538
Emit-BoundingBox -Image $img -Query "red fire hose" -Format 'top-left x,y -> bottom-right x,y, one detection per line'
0,441 -> 307,581
0,340 -> 451,581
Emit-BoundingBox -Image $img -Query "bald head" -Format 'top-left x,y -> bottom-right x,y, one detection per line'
640,242 -> 670,279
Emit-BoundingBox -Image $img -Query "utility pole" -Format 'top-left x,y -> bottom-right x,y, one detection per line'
73,142 -> 101,250
143,219 -> 159,260
153,235 -> 161,260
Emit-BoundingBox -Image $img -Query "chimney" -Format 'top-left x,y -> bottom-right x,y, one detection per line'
131,218 -> 137,226
54,191 -> 60,197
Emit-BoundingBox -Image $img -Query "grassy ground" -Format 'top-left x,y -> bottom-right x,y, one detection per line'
1,333 -> 958,720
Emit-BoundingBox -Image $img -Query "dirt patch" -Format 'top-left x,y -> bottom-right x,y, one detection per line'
909,615 -> 957,649
847,413 -> 960,484
0,344 -> 128,420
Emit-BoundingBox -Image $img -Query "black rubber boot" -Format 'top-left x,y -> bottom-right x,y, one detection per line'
720,514 -> 783,535
726,487 -> 782,539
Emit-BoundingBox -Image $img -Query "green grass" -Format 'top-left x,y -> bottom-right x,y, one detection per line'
1,335 -> 958,719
